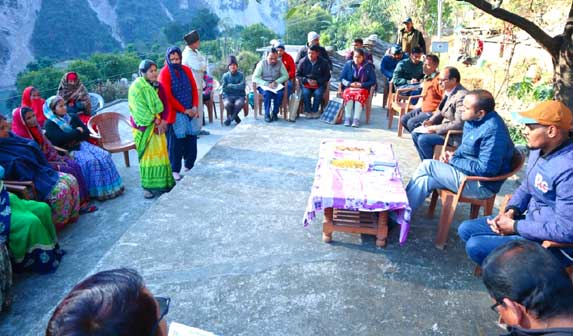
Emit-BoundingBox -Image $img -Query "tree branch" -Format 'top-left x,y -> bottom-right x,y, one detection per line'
461,0 -> 559,54
564,0 -> 573,37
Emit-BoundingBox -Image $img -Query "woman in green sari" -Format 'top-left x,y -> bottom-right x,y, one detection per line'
128,60 -> 175,198
0,165 -> 64,274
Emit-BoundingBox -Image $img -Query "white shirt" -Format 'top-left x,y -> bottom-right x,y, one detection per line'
182,46 -> 207,72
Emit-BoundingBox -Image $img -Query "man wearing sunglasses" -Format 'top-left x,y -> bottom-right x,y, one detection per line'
482,240 -> 573,335
458,100 -> 573,267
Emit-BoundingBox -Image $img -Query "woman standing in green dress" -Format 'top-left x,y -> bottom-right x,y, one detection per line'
128,60 -> 175,198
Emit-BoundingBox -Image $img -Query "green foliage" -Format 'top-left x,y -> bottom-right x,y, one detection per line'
31,0 -> 121,60
201,40 -> 223,61
25,57 -> 54,72
16,67 -> 66,97
285,5 -> 332,45
237,51 -> 260,74
507,121 -> 527,145
508,79 -> 554,102
92,80 -> 129,102
67,60 -> 102,84
88,53 -> 141,81
240,24 -> 277,51
115,0 -> 170,43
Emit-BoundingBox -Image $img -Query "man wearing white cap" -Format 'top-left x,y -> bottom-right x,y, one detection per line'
295,31 -> 332,70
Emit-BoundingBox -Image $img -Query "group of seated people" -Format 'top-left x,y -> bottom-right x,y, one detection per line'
0,79 -> 126,274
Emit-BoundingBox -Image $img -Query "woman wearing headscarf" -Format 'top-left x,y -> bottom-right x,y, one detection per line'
57,72 -> 92,125
0,115 -> 80,231
128,60 -> 175,199
43,96 -> 124,201
0,165 -> 64,274
339,48 -> 377,128
11,106 -> 95,212
158,46 -> 199,181
21,86 -> 46,127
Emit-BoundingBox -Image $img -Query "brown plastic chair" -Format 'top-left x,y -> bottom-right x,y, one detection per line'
252,81 -> 289,120
427,145 -> 525,249
296,79 -> 330,117
337,83 -> 377,124
87,112 -> 136,167
387,82 -> 422,136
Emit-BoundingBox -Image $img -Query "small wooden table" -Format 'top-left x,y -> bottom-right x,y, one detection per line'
303,139 -> 411,246
322,208 -> 389,247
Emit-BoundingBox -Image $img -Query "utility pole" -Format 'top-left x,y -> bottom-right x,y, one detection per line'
437,0 -> 443,40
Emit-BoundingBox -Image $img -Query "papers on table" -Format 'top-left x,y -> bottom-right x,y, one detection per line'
168,322 -> 217,336
412,125 -> 430,134
259,83 -> 284,94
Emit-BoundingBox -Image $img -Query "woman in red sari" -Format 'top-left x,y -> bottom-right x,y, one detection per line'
21,86 -> 46,127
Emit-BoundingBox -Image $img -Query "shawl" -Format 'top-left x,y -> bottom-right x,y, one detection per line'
0,166 -> 10,245
0,133 -> 59,200
57,72 -> 91,110
128,77 -> 164,160
165,47 -> 193,109
11,107 -> 44,146
21,86 -> 46,127
43,96 -> 74,133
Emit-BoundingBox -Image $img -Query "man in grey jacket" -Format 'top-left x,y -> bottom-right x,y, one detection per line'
411,66 -> 467,160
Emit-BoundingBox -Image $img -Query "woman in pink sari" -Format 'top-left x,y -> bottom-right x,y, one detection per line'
12,107 -> 96,213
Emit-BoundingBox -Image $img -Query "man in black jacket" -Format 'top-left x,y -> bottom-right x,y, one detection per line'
295,31 -> 332,70
483,240 -> 573,336
296,45 -> 331,119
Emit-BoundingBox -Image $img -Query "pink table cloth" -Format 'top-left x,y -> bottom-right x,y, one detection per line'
303,139 -> 412,244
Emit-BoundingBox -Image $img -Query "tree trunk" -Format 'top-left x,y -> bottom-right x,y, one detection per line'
554,7 -> 573,113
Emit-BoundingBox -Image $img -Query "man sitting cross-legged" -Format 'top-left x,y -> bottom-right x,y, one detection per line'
252,48 -> 289,122
482,240 -> 573,336
458,100 -> 573,267
411,66 -> 468,161
406,90 -> 515,212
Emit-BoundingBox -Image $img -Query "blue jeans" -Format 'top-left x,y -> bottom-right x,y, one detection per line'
411,132 -> 446,161
401,108 -> 432,133
458,217 -> 573,266
302,86 -> 324,113
257,87 -> 284,118
406,159 -> 493,211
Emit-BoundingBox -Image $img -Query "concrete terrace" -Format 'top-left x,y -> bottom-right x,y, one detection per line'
0,95 -> 520,335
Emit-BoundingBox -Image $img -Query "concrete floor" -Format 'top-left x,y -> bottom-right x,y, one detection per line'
0,95 -> 521,335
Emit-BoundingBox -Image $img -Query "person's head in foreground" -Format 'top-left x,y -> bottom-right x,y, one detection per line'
512,100 -> 572,154
46,268 -> 169,336
482,240 -> 573,333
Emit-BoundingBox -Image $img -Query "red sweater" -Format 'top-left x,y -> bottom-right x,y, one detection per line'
281,53 -> 296,80
158,65 -> 199,124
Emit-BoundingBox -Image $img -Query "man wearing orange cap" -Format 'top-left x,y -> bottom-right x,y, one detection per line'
458,100 -> 573,267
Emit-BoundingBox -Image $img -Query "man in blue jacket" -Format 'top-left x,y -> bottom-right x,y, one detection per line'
406,90 -> 515,212
458,100 -> 573,266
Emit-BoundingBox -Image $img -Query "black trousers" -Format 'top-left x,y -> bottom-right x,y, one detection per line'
167,125 -> 198,173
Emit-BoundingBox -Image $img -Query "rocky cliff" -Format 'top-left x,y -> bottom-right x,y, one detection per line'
0,0 -> 286,87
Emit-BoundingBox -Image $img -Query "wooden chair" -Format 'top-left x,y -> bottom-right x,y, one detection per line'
427,145 -> 526,249
4,181 -> 36,200
252,81 -> 289,120
204,90 -> 216,123
296,79 -> 330,117
218,92 -> 249,126
337,83 -> 377,124
87,112 -> 136,167
387,82 -> 422,137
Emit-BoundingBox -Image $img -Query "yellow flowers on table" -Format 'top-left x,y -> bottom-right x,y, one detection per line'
330,159 -> 367,170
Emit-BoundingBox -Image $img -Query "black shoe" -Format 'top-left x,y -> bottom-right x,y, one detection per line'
224,119 -> 232,126
264,116 -> 272,123
271,114 -> 278,121
234,116 -> 241,124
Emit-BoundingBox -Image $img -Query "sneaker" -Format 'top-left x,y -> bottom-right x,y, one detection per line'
143,189 -> 155,199
264,116 -> 272,123
234,116 -> 241,124
313,113 -> 321,119
199,129 -> 210,135
172,172 -> 182,181
271,114 -> 278,121
344,118 -> 351,127
224,119 -> 232,126
352,119 -> 360,128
